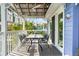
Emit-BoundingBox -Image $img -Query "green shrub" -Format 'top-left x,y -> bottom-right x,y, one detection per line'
13,24 -> 22,30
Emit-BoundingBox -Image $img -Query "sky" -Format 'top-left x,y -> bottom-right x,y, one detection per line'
25,18 -> 47,24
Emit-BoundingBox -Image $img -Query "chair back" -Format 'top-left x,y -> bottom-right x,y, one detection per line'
43,34 -> 49,41
19,34 -> 26,42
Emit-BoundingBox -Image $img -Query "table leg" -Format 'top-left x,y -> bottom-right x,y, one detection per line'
31,39 -> 32,45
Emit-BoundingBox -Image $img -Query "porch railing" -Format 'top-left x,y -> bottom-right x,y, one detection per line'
6,30 -> 27,54
7,31 -> 18,54
0,30 -> 47,55
6,30 -> 46,54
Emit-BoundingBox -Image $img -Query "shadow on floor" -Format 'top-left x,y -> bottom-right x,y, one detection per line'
27,44 -> 35,56
38,44 -> 62,56
8,42 -> 62,56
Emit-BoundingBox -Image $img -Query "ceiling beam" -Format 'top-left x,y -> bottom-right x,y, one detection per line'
17,12 -> 45,13
13,3 -> 50,16
16,8 -> 48,9
13,4 -> 19,14
35,3 -> 37,16
19,4 -> 24,15
23,15 -> 44,18
28,3 -> 31,16
17,11 -> 47,13
43,3 -> 45,17
16,12 -> 43,13
44,4 -> 51,17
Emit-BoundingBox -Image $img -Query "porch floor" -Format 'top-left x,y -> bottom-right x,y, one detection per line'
8,40 -> 62,56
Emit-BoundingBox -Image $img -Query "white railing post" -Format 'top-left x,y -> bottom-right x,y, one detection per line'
1,4 -> 9,56
16,31 -> 21,47
1,3 -> 9,56
23,19 -> 25,30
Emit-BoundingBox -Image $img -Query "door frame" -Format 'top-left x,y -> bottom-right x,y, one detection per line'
51,15 -> 55,44
51,6 -> 64,54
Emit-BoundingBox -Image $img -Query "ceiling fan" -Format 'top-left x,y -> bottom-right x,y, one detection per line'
31,4 -> 42,12
32,4 -> 42,9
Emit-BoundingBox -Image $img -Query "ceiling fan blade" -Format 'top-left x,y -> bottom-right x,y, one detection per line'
32,4 -> 41,9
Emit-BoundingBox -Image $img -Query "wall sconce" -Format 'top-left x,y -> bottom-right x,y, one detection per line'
65,13 -> 71,19
75,3 -> 78,5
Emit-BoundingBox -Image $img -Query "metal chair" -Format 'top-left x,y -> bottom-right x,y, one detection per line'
19,34 -> 26,42
19,34 -> 27,47
38,34 -> 49,51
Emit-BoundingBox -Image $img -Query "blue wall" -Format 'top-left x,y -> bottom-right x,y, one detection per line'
64,3 -> 79,56
73,4 -> 79,56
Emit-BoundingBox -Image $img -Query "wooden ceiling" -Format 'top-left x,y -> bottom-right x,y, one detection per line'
13,3 -> 51,17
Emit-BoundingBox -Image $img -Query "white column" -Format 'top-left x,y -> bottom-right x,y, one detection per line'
47,19 -> 50,35
47,19 -> 52,44
1,4 -> 8,56
43,24 -> 44,31
23,19 -> 25,30
55,15 -> 58,47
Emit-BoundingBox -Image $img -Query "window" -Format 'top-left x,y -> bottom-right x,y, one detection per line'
0,6 -> 1,31
13,13 -> 15,22
0,6 -> 1,22
50,16 -> 55,44
58,12 -> 63,48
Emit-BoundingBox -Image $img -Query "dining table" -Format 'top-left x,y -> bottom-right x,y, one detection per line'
25,34 -> 44,52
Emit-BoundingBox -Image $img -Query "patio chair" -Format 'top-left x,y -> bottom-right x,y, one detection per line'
19,34 -> 25,43
18,34 -> 32,52
19,34 -> 27,44
38,34 -> 49,51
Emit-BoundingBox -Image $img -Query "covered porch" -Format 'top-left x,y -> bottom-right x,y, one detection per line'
0,3 -> 64,56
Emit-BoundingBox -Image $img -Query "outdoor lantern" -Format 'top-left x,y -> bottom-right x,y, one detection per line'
66,13 -> 71,19
75,3 -> 78,5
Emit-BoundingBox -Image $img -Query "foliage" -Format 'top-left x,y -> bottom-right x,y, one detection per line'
27,31 -> 46,36
7,23 -> 14,31
13,24 -> 23,30
7,23 -> 23,31
37,31 -> 46,36
58,21 -> 63,32
35,25 -> 43,30
25,21 -> 35,30
58,13 -> 63,47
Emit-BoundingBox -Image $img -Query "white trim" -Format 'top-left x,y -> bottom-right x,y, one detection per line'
55,44 -> 63,54
52,6 -> 64,53
51,43 -> 63,55
45,3 -> 64,55
1,4 -> 8,56
63,6 -> 65,56
55,13 -> 58,46
45,3 -> 65,19
55,45 -> 63,54
55,6 -> 64,55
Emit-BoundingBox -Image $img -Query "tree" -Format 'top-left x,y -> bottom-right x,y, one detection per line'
25,21 -> 35,30
7,23 -> 23,31
13,23 -> 23,30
